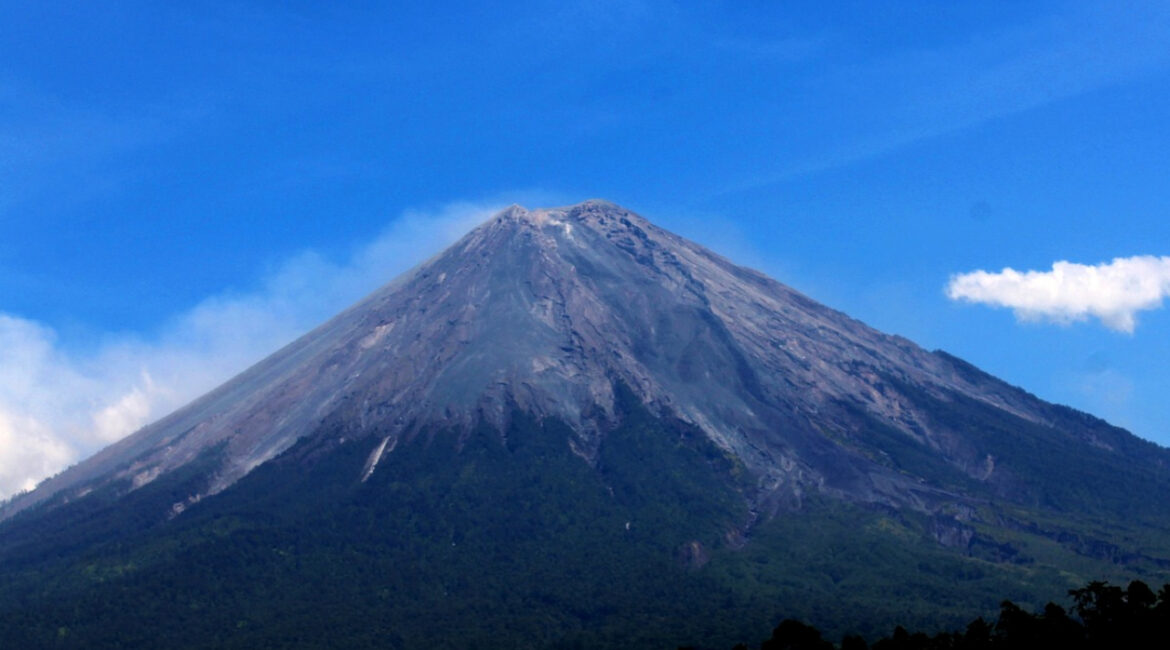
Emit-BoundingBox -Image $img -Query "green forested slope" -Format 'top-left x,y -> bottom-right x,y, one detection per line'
1,394 -> 1168,649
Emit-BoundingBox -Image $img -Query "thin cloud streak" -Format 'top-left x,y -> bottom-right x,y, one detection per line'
0,197 -> 530,500
720,3 -> 1170,193
0,82 -> 212,218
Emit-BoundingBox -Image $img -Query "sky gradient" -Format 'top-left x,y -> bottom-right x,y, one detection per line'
2,1 -> 1169,497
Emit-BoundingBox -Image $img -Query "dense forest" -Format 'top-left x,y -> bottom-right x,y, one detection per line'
3,396 -> 1170,648
711,580 -> 1170,650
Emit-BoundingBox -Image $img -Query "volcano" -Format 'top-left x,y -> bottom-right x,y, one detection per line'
2,200 -> 1169,648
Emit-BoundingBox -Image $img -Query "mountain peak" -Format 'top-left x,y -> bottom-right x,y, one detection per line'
6,201 -> 1160,524
490,199 -> 644,229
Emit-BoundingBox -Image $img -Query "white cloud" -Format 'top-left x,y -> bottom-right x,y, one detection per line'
946,256 -> 1170,333
0,410 -> 75,495
90,372 -> 170,444
0,198 -> 522,500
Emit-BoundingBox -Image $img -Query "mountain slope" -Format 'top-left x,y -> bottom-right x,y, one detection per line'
10,200 -> 1164,520
2,200 -> 1169,647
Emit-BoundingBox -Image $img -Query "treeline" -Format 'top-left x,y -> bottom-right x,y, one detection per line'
711,580 -> 1170,650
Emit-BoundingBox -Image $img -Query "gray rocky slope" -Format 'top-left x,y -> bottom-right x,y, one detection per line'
4,200 -> 1162,520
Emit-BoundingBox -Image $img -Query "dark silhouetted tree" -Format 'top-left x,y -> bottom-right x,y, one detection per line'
841,633 -> 868,650
761,619 -> 833,650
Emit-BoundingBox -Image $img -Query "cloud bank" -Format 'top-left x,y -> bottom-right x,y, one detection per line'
946,256 -> 1170,333
0,200 -> 509,500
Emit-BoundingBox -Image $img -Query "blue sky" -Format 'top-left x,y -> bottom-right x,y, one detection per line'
2,1 -> 1170,496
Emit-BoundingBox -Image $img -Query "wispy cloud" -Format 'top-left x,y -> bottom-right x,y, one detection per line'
0,81 -> 209,217
723,2 -> 1170,191
946,256 -> 1170,333
710,34 -> 825,64
0,198 -> 525,500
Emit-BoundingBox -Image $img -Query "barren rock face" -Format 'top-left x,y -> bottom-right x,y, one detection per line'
6,200 -> 1156,518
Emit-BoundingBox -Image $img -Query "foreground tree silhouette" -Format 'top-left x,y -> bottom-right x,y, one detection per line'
1070,579 -> 1163,648
719,579 -> 1170,649
760,619 -> 833,650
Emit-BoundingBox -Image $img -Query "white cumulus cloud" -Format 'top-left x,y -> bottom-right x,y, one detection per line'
946,255 -> 1170,333
0,198 -> 526,501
